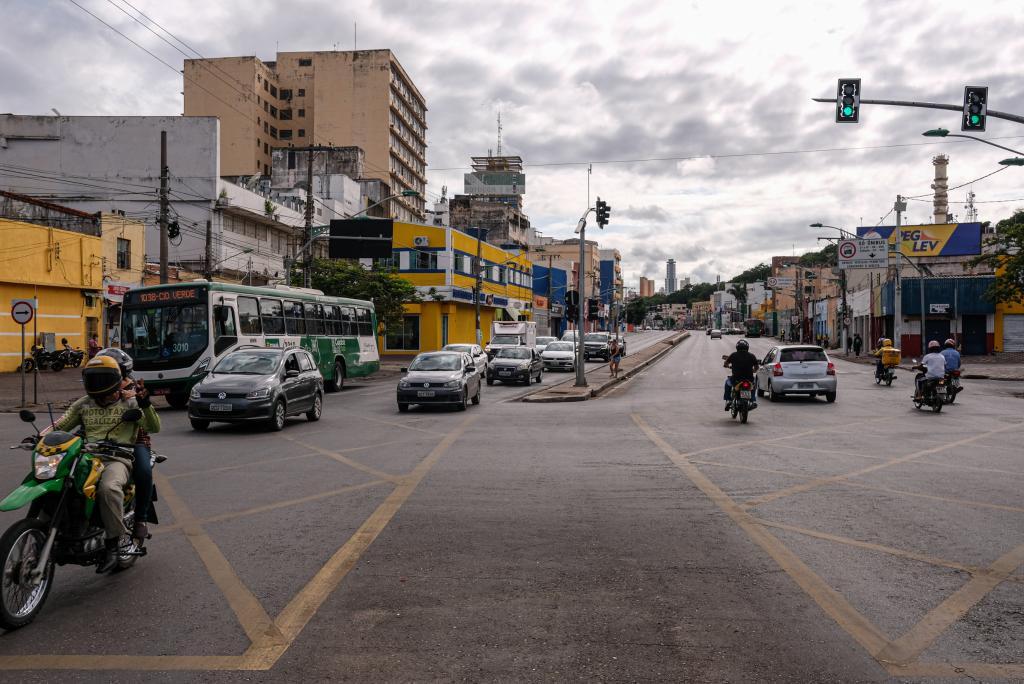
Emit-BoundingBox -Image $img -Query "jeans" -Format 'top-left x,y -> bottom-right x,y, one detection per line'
875,359 -> 884,377
724,377 -> 757,402
133,444 -> 153,523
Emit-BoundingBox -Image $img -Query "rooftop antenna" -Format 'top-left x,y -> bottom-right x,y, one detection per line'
354,22 -> 357,51
496,109 -> 503,156
965,187 -> 978,222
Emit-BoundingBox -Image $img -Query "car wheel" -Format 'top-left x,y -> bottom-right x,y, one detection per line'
165,393 -> 189,410
535,370 -> 543,383
306,393 -> 323,421
825,391 -> 837,403
768,382 -> 781,402
268,399 -> 286,431
328,361 -> 345,392
486,377 -> 494,386
189,418 -> 210,431
397,403 -> 409,413
456,388 -> 468,411
471,383 -> 481,405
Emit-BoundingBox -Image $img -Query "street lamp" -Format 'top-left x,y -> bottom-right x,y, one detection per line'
921,128 -> 1024,156
206,247 -> 253,279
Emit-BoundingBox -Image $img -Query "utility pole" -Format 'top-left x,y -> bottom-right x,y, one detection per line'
839,266 -> 848,354
474,227 -> 485,345
303,148 -> 315,288
547,254 -> 554,337
204,219 -> 213,279
893,195 -> 905,354
575,229 -> 587,387
159,131 -> 169,284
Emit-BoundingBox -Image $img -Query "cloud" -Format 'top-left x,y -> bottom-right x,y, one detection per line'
621,205 -> 670,222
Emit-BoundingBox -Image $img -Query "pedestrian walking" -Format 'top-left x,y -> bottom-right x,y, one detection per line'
853,334 -> 862,357
609,337 -> 622,378
87,334 -> 100,358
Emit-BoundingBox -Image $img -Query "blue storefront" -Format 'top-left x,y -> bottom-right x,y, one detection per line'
877,276 -> 995,356
533,265 -> 569,337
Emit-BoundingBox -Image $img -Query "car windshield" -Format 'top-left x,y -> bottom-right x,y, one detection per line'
490,335 -> 520,345
780,348 -> 827,362
409,354 -> 462,371
443,345 -> 472,354
584,334 -> 608,342
497,348 -> 532,359
122,303 -> 209,370
213,350 -> 280,375
545,342 -> 574,352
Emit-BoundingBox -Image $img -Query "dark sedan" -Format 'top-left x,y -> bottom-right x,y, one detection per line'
397,351 -> 482,412
486,347 -> 543,385
188,347 -> 323,431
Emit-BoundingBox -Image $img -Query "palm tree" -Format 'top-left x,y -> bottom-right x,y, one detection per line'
727,282 -> 749,318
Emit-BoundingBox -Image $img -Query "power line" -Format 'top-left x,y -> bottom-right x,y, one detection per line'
904,165 -> 1010,200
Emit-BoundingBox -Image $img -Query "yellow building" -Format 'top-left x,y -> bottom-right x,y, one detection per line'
376,221 -> 534,355
0,217 -> 103,371
993,263 -> 1024,352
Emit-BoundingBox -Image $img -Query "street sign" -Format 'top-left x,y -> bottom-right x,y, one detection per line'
838,238 -> 888,269
10,299 -> 34,325
766,276 -> 794,289
930,303 -> 950,314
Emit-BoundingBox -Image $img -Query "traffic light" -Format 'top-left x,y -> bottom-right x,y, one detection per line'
587,298 -> 599,319
835,78 -> 861,123
566,290 -> 579,320
595,198 -> 610,227
962,86 -> 988,131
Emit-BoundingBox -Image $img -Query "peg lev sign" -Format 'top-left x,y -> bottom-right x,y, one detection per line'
856,223 -> 982,257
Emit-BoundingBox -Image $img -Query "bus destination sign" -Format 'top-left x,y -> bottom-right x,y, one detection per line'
124,287 -> 207,306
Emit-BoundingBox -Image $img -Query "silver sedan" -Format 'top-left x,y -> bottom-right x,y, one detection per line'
756,345 -> 837,402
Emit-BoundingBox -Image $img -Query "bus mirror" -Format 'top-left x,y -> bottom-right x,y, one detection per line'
217,307 -> 230,322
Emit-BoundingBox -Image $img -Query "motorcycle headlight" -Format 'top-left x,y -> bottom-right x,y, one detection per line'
444,379 -> 461,389
34,451 -> 64,480
189,385 -> 201,400
246,387 -> 271,400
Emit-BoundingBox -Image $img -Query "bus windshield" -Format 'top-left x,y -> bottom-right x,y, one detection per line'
122,303 -> 209,369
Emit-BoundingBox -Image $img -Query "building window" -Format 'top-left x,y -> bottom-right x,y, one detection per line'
264,142 -> 269,154
270,126 -> 278,139
288,150 -> 296,170
263,80 -> 269,92
270,84 -> 278,97
263,101 -> 269,113
414,251 -> 437,270
297,88 -> 306,97
270,105 -> 278,118
280,109 -> 292,120
385,316 -> 419,350
280,88 -> 292,101
116,238 -> 131,269
298,58 -> 312,67
297,108 -> 305,117
264,122 -> 269,133
280,129 -> 292,140
297,129 -> 306,138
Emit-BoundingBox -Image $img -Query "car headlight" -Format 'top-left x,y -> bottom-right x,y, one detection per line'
189,386 -> 201,400
518,362 -> 531,370
34,451 -> 64,480
444,379 -> 461,389
246,387 -> 271,399
398,379 -> 411,389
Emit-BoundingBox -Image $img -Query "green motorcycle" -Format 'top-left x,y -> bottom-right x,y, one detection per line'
0,408 -> 159,630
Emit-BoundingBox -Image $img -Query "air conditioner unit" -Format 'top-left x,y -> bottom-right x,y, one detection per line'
413,236 -> 429,247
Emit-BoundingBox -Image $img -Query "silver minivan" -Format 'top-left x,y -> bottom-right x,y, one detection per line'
756,345 -> 837,402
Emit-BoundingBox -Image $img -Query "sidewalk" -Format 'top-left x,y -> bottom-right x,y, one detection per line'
522,332 -> 690,403
0,369 -> 83,412
831,351 -> 1024,381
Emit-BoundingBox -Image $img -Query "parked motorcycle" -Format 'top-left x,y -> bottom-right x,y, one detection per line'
942,369 -> 962,404
0,409 -> 160,630
911,363 -> 945,413
20,345 -> 64,373
730,379 -> 756,424
875,365 -> 897,386
58,347 -> 85,368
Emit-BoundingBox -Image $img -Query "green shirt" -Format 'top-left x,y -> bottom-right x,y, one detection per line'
54,396 -> 161,446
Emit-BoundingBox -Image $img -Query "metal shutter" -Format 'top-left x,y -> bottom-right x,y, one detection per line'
1003,314 -> 1024,352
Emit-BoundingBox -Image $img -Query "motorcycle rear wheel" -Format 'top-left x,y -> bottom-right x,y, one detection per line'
885,377 -> 893,387
931,400 -> 942,413
0,519 -> 55,630
740,409 -> 748,424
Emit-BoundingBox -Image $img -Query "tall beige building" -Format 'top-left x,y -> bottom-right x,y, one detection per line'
639,276 -> 655,297
184,49 -> 426,221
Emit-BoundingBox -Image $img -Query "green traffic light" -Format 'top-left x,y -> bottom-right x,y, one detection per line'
970,114 -> 980,125
843,106 -> 854,117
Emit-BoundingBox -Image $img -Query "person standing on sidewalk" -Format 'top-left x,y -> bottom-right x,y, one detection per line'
609,337 -> 622,378
87,334 -> 100,358
853,334 -> 862,357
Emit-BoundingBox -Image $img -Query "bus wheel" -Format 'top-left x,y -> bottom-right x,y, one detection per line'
328,361 -> 345,392
166,394 -> 189,410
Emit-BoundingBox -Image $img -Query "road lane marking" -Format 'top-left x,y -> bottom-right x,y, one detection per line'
876,543 -> 1024,666
841,480 -> 1024,514
889,662 -> 1024,679
346,413 -> 447,436
156,474 -> 286,650
739,421 -> 1024,509
243,415 -> 478,669
631,413 -> 891,660
0,655 -> 247,671
153,480 -> 389,535
280,436 -> 404,483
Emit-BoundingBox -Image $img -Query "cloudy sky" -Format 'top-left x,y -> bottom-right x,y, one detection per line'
5,0 -> 1024,288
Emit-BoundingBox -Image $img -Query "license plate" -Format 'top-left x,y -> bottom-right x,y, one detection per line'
209,403 -> 233,412
498,370 -> 511,376
739,390 -> 751,398
152,387 -> 169,396
417,390 -> 435,398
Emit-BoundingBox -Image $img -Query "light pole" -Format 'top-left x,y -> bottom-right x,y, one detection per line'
810,223 -> 855,354
922,128 -> 1024,155
208,247 -> 253,281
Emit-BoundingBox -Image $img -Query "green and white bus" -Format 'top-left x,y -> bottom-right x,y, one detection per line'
120,281 -> 380,408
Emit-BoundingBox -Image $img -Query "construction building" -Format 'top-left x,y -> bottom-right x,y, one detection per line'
449,155 -> 532,249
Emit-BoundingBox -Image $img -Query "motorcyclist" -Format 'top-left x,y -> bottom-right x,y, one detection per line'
97,347 -> 156,541
914,340 -> 947,401
941,338 -> 963,396
723,339 -> 759,411
50,355 -> 160,573
873,338 -> 898,379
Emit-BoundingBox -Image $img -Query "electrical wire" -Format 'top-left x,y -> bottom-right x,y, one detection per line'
903,165 -> 1010,200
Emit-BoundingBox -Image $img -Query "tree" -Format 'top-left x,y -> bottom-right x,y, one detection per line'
625,297 -> 649,325
727,282 -> 749,318
969,210 -> 1024,303
798,243 -> 837,266
731,263 -> 770,284
303,258 -> 421,331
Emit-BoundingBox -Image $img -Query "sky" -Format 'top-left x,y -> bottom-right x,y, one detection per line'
5,0 -> 1024,290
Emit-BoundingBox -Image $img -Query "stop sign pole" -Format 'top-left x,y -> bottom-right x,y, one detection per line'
11,299 -> 35,407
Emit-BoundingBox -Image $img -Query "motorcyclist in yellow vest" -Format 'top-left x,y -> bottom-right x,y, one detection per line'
873,338 -> 898,379
51,356 -> 160,573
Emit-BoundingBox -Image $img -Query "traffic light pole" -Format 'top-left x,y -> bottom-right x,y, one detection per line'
813,96 -> 1024,125
575,217 -> 589,388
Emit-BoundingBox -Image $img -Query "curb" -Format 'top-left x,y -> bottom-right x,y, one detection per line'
522,332 -> 690,403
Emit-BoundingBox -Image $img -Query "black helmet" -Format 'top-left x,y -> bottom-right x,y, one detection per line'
82,356 -> 122,401
736,339 -> 750,351
98,347 -> 133,376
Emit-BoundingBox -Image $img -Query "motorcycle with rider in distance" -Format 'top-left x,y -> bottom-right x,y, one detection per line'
0,408 -> 162,630
911,361 -> 945,413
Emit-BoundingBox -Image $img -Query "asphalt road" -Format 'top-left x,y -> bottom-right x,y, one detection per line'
0,331 -> 1020,682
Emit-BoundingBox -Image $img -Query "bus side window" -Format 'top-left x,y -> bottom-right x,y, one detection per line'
324,305 -> 339,336
356,308 -> 372,336
340,307 -> 354,336
238,296 -> 262,336
260,298 -> 285,335
285,301 -> 306,335
213,305 -> 238,355
305,303 -> 323,335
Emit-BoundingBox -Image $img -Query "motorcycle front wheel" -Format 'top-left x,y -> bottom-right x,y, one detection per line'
21,358 -> 35,373
0,519 -> 55,630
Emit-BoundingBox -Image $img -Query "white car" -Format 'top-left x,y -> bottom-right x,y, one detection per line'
560,330 -> 580,343
441,343 -> 488,374
541,340 -> 577,372
535,336 -> 557,354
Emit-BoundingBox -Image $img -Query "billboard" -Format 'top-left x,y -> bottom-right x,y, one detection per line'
855,223 -> 982,257
328,219 -> 394,259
